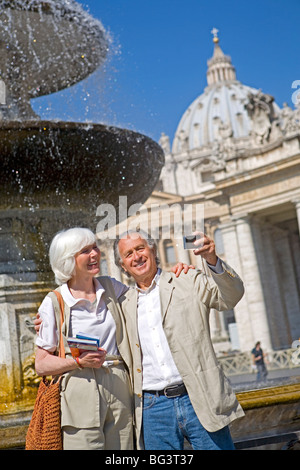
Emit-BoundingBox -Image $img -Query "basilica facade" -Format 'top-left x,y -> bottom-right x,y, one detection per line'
99,32 -> 300,355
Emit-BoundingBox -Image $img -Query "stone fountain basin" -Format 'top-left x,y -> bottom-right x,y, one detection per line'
0,120 -> 165,212
0,1 -> 108,97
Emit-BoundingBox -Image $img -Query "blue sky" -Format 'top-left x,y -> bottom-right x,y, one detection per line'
32,0 -> 300,144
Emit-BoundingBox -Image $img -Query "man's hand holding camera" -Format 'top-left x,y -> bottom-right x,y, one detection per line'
184,232 -> 218,266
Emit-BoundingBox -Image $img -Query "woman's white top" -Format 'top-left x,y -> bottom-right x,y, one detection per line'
35,277 -> 128,355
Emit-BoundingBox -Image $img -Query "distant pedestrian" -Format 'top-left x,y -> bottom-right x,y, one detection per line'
251,341 -> 268,383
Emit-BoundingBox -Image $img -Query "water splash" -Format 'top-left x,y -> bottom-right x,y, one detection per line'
0,0 -> 109,120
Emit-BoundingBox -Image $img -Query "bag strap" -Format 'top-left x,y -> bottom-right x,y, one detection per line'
51,290 -> 66,359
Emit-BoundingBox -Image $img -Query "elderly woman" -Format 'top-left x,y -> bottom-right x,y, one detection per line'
35,227 -> 133,450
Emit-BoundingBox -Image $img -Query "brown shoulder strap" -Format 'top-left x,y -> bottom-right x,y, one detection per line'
51,290 -> 66,359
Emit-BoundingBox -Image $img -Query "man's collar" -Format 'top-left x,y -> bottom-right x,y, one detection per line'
135,268 -> 161,293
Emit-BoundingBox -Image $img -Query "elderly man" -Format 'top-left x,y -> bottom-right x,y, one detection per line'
114,230 -> 245,450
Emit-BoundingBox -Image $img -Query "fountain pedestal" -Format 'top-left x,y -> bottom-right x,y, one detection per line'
0,277 -> 52,449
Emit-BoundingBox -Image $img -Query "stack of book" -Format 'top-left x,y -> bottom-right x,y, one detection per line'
67,332 -> 100,357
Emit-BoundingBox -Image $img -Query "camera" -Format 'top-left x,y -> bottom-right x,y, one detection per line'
183,234 -> 202,250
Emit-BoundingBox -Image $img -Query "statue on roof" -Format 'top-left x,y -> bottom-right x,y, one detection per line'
245,90 -> 277,145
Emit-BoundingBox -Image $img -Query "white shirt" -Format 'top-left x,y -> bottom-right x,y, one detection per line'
136,269 -> 183,390
36,277 -> 128,355
136,260 -> 224,391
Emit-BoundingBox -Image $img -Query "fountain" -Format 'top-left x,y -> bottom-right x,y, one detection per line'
0,0 -> 164,448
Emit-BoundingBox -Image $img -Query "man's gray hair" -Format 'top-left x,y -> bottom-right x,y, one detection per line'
113,229 -> 160,277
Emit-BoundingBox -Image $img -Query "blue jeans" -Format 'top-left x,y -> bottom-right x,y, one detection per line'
256,364 -> 268,382
142,392 -> 235,450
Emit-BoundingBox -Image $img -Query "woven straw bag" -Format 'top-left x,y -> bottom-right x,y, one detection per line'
26,290 -> 65,450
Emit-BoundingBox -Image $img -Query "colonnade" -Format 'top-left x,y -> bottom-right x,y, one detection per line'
219,203 -> 300,352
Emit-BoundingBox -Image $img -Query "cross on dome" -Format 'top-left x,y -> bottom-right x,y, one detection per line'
211,27 -> 219,43
207,29 -> 236,85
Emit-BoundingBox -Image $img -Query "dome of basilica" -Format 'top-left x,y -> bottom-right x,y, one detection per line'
172,30 -> 281,154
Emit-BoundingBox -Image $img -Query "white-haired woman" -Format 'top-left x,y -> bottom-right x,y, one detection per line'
35,227 -> 134,450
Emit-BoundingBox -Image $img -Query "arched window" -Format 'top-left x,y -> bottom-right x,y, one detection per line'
163,239 -> 177,265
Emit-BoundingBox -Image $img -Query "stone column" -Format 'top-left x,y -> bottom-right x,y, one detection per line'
259,224 -> 291,349
219,219 -> 253,351
294,200 -> 300,236
235,216 -> 273,351
220,216 -> 272,352
219,311 -> 229,338
273,227 -> 300,342
290,232 -> 300,291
